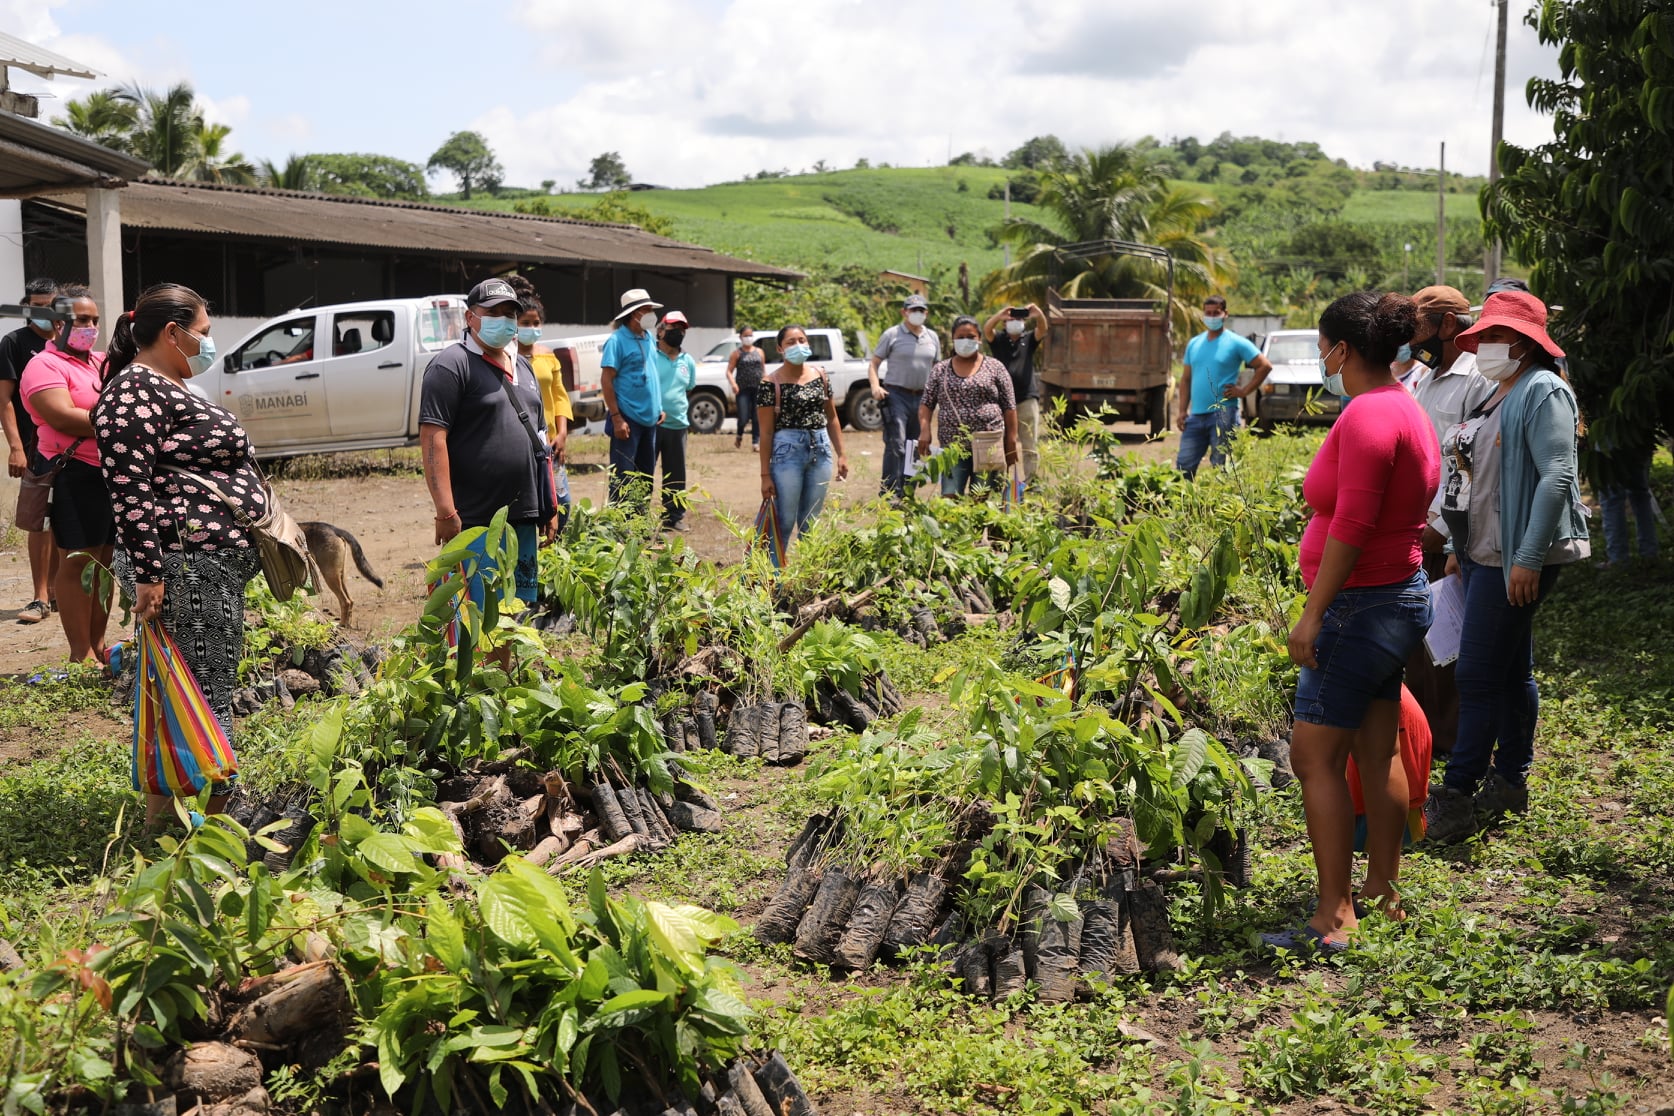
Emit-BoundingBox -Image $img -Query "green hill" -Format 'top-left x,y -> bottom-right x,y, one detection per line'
460,167 -> 1041,276
455,170 -> 1488,283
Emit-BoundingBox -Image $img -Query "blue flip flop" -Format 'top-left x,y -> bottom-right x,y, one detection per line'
1259,924 -> 1350,954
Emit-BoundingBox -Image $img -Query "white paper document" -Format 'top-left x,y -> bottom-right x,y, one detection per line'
902,439 -> 922,477
1425,573 -> 1466,667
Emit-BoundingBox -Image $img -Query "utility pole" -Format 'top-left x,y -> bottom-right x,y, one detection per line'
1437,141 -> 1447,286
1483,0 -> 1508,286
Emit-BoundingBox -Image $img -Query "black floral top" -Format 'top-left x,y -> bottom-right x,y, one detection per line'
91,364 -> 267,583
767,369 -> 832,431
923,356 -> 1016,450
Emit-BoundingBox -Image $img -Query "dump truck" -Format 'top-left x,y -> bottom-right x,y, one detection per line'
1036,241 -> 1175,435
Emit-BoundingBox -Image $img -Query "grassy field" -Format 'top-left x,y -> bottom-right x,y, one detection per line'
1341,190 -> 1486,224
461,166 -> 1043,275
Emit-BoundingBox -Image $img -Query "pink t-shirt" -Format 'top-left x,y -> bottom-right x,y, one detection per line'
20,343 -> 105,467
1299,385 -> 1439,589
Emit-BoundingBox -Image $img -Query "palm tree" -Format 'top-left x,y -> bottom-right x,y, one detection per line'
987,143 -> 1237,339
186,122 -> 257,186
116,82 -> 202,178
258,155 -> 319,191
53,90 -> 138,151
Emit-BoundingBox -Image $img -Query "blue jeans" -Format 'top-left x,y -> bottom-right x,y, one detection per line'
1294,571 -> 1433,729
770,429 -> 835,559
1601,458 -> 1659,563
608,418 -> 658,508
940,456 -> 1003,498
736,385 -> 760,445
879,388 -> 922,497
1444,554 -> 1562,793
1176,407 -> 1239,478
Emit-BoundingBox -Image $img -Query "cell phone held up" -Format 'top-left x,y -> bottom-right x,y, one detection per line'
1008,307 -> 1030,320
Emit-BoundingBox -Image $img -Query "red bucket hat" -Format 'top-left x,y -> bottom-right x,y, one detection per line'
1455,290 -> 1564,360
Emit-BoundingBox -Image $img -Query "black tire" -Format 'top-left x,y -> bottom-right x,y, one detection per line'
1146,387 -> 1168,436
846,389 -> 883,432
688,389 -> 727,435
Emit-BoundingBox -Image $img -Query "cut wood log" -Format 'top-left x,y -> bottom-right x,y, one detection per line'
546,830 -> 601,874
574,832 -> 645,870
164,1043 -> 262,1104
525,835 -> 569,868
227,962 -> 347,1046
440,775 -> 508,818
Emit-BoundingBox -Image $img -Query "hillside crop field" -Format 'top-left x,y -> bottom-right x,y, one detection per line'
463,166 -> 1045,275
0,429 -> 1668,1115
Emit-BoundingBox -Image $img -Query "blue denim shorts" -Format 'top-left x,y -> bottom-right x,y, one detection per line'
1294,570 -> 1433,729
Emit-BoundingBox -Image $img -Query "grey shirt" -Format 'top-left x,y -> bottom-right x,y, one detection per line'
1413,351 -> 1494,448
419,336 -> 547,527
872,323 -> 941,392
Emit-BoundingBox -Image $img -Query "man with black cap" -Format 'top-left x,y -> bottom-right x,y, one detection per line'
868,293 -> 941,497
600,288 -> 665,508
419,277 -> 555,609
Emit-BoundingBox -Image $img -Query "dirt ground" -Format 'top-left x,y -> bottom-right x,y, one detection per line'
0,422 -> 1174,675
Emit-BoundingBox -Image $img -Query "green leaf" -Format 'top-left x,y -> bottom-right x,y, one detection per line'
1174,728 -> 1210,788
1048,576 -> 1072,611
596,988 -> 669,1016
1048,893 -> 1080,923
427,897 -> 465,972
356,833 -> 421,876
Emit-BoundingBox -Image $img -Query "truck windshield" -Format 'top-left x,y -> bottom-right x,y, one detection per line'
418,301 -> 466,352
1266,334 -> 1321,363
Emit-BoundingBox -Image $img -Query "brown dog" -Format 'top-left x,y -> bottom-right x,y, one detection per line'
300,521 -> 383,628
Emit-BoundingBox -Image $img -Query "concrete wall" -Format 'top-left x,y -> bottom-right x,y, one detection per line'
0,201 -> 23,305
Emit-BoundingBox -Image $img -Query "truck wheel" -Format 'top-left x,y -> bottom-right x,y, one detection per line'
687,390 -> 726,436
1146,388 -> 1168,436
846,390 -> 883,432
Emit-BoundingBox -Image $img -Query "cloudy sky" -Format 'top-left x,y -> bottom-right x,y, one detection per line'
4,0 -> 1561,190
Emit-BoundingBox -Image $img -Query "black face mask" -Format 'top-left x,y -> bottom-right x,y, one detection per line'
664,330 -> 686,349
1409,331 -> 1444,369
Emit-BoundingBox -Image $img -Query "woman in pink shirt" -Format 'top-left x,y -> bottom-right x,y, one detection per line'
19,284 -> 113,664
1262,291 -> 1440,954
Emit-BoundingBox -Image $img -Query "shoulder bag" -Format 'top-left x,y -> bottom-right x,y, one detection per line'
163,461 -> 319,602
944,363 -> 1007,472
493,361 -> 559,527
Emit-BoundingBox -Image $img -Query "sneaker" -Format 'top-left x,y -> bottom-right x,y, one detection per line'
1475,771 -> 1530,819
16,600 -> 47,624
1424,785 -> 1480,845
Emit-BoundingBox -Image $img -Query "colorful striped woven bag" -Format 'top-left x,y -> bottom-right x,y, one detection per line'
750,497 -> 788,569
131,621 -> 239,796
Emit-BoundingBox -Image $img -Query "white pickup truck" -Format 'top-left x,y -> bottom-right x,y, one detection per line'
688,328 -> 880,435
203,296 -> 611,460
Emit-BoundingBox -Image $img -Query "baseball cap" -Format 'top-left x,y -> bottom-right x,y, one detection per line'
467,278 -> 519,308
1411,285 -> 1471,318
660,310 -> 690,328
903,294 -> 929,310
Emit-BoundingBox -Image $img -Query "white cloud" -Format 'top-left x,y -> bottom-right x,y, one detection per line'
480,0 -> 1560,190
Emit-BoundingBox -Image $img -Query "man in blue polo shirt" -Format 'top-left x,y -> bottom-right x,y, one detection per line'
600,288 -> 665,508
1175,295 -> 1272,478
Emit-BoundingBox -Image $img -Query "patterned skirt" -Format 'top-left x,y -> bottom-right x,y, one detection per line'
115,547 -> 261,734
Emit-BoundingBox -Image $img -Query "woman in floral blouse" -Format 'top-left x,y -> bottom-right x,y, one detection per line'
92,283 -> 267,825
917,316 -> 1018,497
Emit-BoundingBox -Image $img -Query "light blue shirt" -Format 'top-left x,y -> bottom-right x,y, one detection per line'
652,348 -> 698,430
599,325 -> 661,427
1184,329 -> 1261,414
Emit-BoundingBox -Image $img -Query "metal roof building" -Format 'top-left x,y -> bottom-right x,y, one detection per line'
22,179 -> 799,329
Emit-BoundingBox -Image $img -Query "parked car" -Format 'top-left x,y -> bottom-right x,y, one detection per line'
208,295 -> 614,461
689,328 -> 880,435
1252,327 -> 1340,427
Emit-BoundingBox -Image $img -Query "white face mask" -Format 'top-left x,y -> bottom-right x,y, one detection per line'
638,311 -> 659,333
1005,319 -> 1026,336
1475,342 -> 1526,382
953,337 -> 981,358
906,311 -> 927,327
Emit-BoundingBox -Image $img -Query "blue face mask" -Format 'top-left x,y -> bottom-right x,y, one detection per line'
1395,343 -> 1412,363
475,314 -> 518,350
784,343 -> 813,365
516,325 -> 542,347
175,327 -> 217,377
1319,342 -> 1345,397
1203,315 -> 1225,331
28,316 -> 53,332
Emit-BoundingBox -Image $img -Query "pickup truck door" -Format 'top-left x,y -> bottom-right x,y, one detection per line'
221,312 -> 332,449
321,306 -> 410,439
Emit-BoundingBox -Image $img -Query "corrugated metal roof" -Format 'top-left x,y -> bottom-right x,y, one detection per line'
0,32 -> 98,79
0,110 -> 149,197
43,179 -> 802,281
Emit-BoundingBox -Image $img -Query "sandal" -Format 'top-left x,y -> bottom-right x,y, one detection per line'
1259,924 -> 1351,955
16,600 -> 47,624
